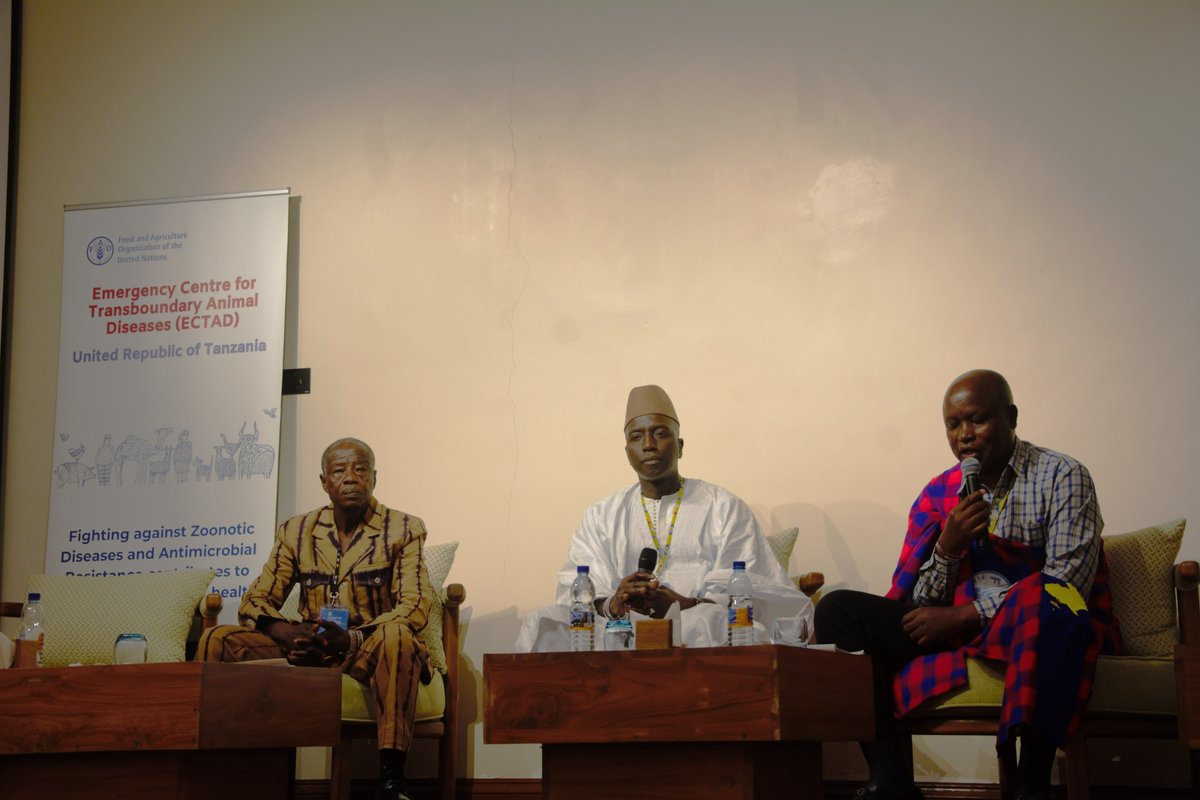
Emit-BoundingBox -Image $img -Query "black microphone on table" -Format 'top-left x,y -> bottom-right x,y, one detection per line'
960,457 -> 987,550
638,547 -> 658,574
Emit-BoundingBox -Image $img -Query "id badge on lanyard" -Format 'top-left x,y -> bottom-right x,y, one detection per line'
319,571 -> 350,632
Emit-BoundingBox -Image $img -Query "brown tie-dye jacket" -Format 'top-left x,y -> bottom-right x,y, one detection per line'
238,496 -> 433,639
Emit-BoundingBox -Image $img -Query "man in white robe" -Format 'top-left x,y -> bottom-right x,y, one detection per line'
515,385 -> 810,651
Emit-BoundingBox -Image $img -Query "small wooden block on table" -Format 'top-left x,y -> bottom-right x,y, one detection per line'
485,645 -> 872,800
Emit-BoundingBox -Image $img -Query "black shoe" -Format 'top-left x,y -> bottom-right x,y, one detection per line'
853,783 -> 925,800
377,777 -> 413,800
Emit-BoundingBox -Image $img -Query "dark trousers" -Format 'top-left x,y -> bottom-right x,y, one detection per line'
816,588 -> 1058,793
814,588 -> 934,740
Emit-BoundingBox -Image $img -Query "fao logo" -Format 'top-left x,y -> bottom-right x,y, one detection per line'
87,236 -> 114,266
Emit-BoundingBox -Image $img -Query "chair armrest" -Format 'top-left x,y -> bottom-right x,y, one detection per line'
199,592 -> 224,630
442,583 -> 465,670
1176,561 -> 1200,646
1176,562 -> 1199,592
440,582 -> 466,754
796,572 -> 825,598
441,583 -> 466,669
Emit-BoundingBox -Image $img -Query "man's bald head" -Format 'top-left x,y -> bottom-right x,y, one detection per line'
944,369 -> 1013,409
942,370 -> 1018,485
321,437 -> 376,475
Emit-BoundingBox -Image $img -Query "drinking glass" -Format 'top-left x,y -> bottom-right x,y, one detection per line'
113,632 -> 148,664
604,618 -> 634,650
771,616 -> 809,647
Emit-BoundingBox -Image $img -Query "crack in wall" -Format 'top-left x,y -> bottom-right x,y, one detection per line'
502,18 -> 530,601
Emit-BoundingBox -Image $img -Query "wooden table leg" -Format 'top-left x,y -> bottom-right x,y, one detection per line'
542,740 -> 823,800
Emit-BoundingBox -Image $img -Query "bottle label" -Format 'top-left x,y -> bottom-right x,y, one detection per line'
728,607 -> 753,627
570,608 -> 594,630
35,633 -> 44,668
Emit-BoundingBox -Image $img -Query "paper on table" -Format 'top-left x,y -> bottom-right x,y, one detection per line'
806,643 -> 865,654
0,632 -> 13,669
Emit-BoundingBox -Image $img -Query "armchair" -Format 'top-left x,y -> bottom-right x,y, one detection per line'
894,518 -> 1197,799
331,582 -> 464,800
204,580 -> 466,800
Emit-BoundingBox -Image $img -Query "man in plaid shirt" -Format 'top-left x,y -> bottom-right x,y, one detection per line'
815,370 -> 1119,800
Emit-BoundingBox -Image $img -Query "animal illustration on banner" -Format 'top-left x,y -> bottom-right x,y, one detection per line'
194,455 -> 213,481
113,426 -> 173,486
236,421 -> 275,479
173,430 -> 193,482
52,413 -> 278,490
55,458 -> 96,488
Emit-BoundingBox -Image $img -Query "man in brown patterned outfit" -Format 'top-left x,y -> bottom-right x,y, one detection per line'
197,437 -> 432,800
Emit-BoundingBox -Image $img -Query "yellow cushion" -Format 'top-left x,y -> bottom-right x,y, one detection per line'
921,657 -> 1006,711
1104,518 -> 1186,656
1089,655 -> 1177,716
341,671 -> 446,723
915,655 -> 1177,718
28,570 -> 216,666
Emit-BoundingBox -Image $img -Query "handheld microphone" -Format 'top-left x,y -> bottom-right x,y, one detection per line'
960,457 -> 987,549
638,547 -> 658,574
960,457 -> 981,495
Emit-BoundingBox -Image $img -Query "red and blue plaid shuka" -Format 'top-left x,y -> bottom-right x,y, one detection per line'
885,464 -> 1120,747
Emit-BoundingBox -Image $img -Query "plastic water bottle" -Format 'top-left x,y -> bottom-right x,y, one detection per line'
727,561 -> 754,646
19,592 -> 46,667
569,566 -> 596,652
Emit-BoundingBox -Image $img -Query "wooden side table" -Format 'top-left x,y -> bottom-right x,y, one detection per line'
0,661 -> 340,800
484,645 -> 873,800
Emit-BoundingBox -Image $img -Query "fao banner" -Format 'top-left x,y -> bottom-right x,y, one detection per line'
47,190 -> 290,621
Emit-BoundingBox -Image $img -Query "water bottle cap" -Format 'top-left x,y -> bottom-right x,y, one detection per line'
577,565 -> 589,573
732,561 -> 746,570
27,592 -> 40,602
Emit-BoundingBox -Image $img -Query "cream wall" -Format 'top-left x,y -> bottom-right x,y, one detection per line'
3,0 -> 1199,787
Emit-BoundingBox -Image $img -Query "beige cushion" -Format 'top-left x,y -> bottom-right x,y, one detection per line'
28,570 -> 216,666
766,527 -> 799,573
1104,518 -> 1186,656
279,540 -> 458,673
421,541 -> 458,674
